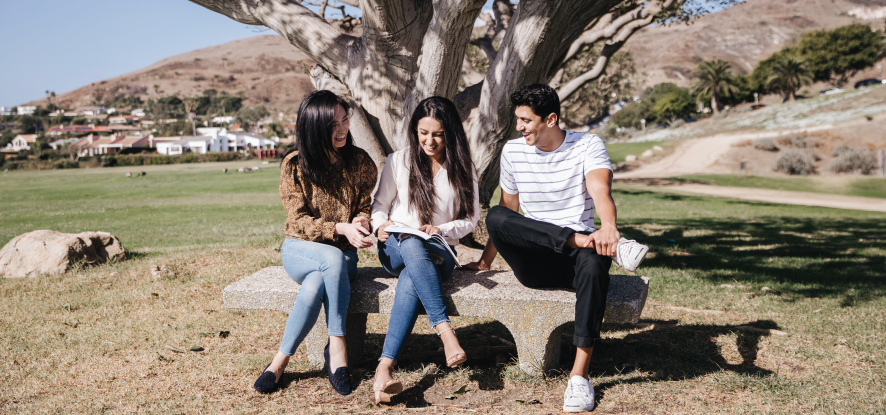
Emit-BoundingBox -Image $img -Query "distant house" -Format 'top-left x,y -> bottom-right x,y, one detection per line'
48,138 -> 80,150
131,109 -> 146,117
69,134 -> 149,157
108,115 -> 135,124
197,127 -> 277,152
74,106 -> 106,116
8,134 -> 37,151
211,116 -> 234,124
155,136 -> 215,155
16,106 -> 36,116
0,106 -> 12,116
108,125 -> 142,134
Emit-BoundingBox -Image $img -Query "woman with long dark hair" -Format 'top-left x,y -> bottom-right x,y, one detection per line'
253,90 -> 377,395
370,96 -> 479,404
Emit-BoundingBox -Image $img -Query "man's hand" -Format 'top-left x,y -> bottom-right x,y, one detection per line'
463,260 -> 491,271
419,224 -> 442,236
376,219 -> 394,242
584,222 -> 619,257
336,221 -> 372,249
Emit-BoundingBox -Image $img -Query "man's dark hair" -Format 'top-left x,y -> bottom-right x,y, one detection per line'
510,84 -> 560,122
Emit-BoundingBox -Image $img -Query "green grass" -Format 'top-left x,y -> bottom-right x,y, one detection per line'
605,141 -> 675,163
0,161 -> 285,251
1,164 -> 884,413
674,174 -> 886,199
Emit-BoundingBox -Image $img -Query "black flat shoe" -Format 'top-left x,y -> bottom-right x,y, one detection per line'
253,363 -> 279,394
324,343 -> 352,395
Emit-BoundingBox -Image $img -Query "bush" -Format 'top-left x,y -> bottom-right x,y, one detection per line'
753,138 -> 779,152
829,148 -> 877,174
773,150 -> 815,175
780,135 -> 806,148
832,145 -> 852,157
53,159 -> 79,169
180,153 -> 200,163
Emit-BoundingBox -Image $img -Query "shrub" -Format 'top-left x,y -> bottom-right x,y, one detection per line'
829,148 -> 877,174
832,145 -> 852,157
53,159 -> 79,169
785,135 -> 806,148
753,138 -> 779,151
773,150 -> 815,175
180,153 -> 200,163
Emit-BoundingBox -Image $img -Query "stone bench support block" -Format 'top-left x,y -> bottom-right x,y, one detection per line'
224,267 -> 649,376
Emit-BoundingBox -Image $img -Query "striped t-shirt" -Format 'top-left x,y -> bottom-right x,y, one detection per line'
499,131 -> 612,232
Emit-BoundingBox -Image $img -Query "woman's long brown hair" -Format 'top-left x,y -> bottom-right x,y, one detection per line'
406,96 -> 475,225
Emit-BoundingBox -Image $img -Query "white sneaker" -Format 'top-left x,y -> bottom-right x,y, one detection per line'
613,237 -> 649,272
563,375 -> 595,412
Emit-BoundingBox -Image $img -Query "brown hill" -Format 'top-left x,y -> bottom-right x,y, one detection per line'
28,35 -> 318,113
629,0 -> 886,88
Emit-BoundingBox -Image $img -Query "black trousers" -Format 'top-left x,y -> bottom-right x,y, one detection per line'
486,205 -> 611,347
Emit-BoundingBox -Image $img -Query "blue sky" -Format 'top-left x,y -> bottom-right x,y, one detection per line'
0,0 -> 738,107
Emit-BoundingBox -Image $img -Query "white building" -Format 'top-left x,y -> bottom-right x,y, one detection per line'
155,136 -> 216,155
7,134 -> 37,151
131,109 -> 146,117
211,116 -> 234,124
48,137 -> 80,150
16,106 -> 36,116
197,127 -> 277,152
0,106 -> 12,116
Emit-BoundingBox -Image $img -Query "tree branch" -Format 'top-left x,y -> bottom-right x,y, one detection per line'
188,0 -> 356,81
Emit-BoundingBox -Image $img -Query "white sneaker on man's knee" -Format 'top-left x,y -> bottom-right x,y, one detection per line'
613,237 -> 649,272
563,375 -> 595,412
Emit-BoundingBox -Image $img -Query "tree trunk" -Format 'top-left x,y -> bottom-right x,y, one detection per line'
711,93 -> 719,115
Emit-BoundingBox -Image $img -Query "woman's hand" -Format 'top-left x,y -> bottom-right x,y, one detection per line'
419,224 -> 442,236
335,221 -> 373,249
376,220 -> 394,242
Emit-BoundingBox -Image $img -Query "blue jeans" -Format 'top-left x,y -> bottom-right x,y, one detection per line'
278,239 -> 358,356
377,234 -> 457,362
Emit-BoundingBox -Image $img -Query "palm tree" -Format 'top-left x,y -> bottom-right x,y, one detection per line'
767,54 -> 813,102
691,59 -> 739,115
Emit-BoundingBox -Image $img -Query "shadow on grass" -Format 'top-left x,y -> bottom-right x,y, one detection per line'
615,188 -> 886,304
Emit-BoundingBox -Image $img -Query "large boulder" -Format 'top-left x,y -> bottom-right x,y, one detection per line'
0,230 -> 125,278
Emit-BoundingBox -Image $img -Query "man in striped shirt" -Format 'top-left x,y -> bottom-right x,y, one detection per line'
466,84 -> 620,413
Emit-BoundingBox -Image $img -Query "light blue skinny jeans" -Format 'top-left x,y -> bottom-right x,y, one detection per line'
278,238 -> 358,356
377,234 -> 457,362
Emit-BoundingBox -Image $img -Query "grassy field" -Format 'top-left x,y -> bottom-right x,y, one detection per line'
1,162 -> 885,414
606,141 -> 675,164
674,174 -> 886,199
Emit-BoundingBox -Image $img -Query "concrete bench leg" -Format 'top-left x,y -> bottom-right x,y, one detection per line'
503,320 -> 566,376
304,308 -> 368,370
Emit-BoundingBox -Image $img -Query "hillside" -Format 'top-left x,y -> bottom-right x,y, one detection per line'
629,0 -> 886,87
27,35 -> 318,113
24,0 -> 886,110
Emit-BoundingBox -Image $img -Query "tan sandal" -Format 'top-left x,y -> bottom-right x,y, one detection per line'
373,379 -> 403,405
434,325 -> 467,367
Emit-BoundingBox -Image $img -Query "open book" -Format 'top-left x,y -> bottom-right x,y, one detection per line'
383,225 -> 461,267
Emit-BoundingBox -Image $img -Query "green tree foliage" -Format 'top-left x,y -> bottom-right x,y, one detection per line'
767,54 -> 814,101
652,88 -> 696,122
794,23 -> 884,87
691,59 -> 739,114
17,115 -> 43,134
235,106 -> 270,128
560,46 -> 636,127
611,83 -> 693,128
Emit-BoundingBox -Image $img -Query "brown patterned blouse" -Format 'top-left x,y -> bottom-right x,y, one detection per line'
280,148 -> 378,252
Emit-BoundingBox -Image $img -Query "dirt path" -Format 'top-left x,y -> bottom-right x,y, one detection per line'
617,125 -> 837,179
618,181 -> 886,212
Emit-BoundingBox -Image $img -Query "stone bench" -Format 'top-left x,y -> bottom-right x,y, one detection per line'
224,266 -> 649,376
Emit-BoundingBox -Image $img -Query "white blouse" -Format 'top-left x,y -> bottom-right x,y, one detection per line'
371,149 -> 480,245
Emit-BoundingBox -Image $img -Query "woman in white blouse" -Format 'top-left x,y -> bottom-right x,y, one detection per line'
370,96 -> 480,404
